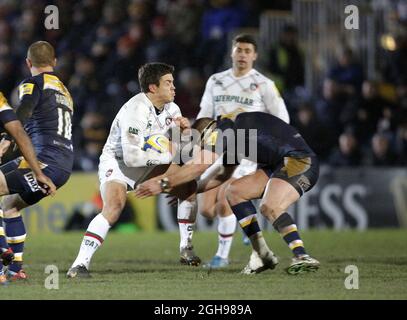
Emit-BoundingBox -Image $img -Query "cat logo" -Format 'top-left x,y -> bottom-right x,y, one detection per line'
129,127 -> 139,135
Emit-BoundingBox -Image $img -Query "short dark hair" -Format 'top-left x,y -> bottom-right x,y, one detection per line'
138,62 -> 175,93
27,41 -> 55,67
232,34 -> 257,52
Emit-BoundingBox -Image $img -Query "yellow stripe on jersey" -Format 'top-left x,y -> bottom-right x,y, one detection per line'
43,74 -> 74,111
17,157 -> 48,170
0,227 -> 5,237
18,83 -> 35,100
0,92 -> 10,108
283,157 -> 311,178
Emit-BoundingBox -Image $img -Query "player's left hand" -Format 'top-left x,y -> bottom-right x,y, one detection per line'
0,137 -> 11,158
174,117 -> 191,131
36,173 -> 57,196
134,179 -> 162,198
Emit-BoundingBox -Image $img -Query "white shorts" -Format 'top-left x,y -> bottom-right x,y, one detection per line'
232,159 -> 258,179
98,157 -> 154,190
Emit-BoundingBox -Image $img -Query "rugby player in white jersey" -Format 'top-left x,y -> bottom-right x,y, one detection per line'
177,34 -> 289,268
67,63 -> 190,278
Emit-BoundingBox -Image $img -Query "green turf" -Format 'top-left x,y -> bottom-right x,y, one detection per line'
2,229 -> 407,300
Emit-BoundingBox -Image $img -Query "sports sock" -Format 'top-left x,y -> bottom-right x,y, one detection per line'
273,212 -> 307,257
231,201 -> 271,258
177,199 -> 197,250
71,213 -> 111,269
4,216 -> 26,273
0,211 -> 9,270
215,214 -> 236,259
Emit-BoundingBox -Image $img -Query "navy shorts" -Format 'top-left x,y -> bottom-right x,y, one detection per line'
1,157 -> 71,205
261,156 -> 319,196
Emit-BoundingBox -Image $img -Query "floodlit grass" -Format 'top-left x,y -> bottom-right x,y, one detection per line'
3,229 -> 407,300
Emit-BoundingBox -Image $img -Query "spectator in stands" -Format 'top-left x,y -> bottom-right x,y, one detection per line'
327,46 -> 364,96
328,129 -> 362,166
364,132 -> 397,166
145,16 -> 179,67
394,122 -> 407,164
167,0 -> 203,67
352,80 -> 396,144
198,0 -> 247,76
292,103 -> 334,161
74,112 -> 108,172
269,24 -> 305,94
174,67 -> 205,118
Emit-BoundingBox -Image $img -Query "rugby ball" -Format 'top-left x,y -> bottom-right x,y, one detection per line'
142,134 -> 170,154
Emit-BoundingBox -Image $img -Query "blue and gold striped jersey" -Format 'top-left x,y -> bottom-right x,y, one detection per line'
17,72 -> 74,172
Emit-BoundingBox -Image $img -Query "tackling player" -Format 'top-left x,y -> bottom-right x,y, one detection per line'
176,34 -> 289,268
0,41 -> 73,282
135,112 -> 320,275
67,63 -> 190,278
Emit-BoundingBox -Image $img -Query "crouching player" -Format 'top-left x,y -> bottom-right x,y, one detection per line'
0,41 -> 72,283
136,112 -> 320,274
67,63 -> 191,278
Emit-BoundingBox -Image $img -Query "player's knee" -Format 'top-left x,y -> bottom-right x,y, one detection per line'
200,205 -> 216,219
225,181 -> 245,206
259,202 -> 284,220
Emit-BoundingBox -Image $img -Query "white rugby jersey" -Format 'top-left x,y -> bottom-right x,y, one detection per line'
197,68 -> 289,123
100,92 -> 181,167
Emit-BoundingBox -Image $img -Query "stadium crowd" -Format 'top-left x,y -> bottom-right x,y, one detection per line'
0,0 -> 406,170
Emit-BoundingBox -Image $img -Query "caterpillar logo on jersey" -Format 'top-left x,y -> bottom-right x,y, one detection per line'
23,172 -> 41,192
143,134 -> 170,154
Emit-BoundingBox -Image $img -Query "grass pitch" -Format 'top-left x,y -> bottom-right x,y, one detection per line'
2,229 -> 407,300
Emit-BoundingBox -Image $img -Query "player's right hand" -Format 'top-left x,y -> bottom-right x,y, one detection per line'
36,173 -> 57,196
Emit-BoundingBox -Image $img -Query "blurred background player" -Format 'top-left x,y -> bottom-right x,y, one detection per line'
67,63 -> 190,278
136,112 -> 320,275
176,34 -> 289,268
0,41 -> 72,282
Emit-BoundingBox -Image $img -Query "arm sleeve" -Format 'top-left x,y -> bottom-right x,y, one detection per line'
262,79 -> 290,124
196,77 -> 215,119
0,92 -> 18,128
15,81 -> 40,124
120,105 -> 173,167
